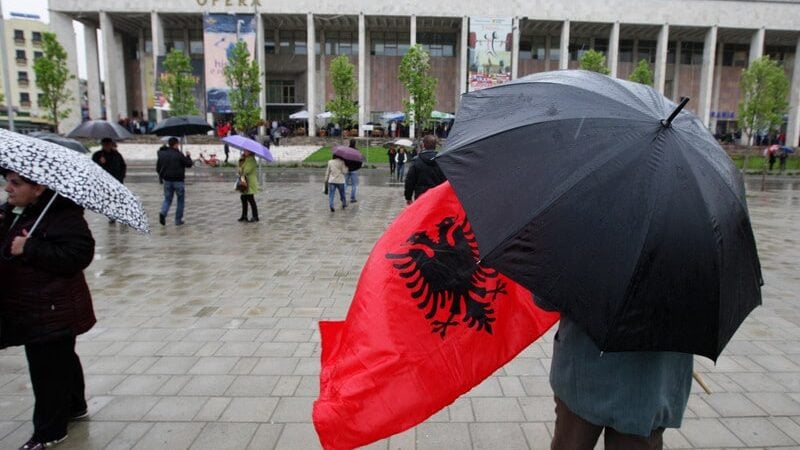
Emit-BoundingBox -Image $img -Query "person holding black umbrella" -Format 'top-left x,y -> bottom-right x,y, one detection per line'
404,135 -> 446,205
156,137 -> 193,226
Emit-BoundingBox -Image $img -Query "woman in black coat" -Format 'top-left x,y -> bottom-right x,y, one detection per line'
1,170 -> 96,450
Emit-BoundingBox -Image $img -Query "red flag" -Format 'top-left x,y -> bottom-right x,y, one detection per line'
313,182 -> 559,450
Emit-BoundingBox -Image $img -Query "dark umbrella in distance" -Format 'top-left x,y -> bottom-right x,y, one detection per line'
437,70 -> 762,361
151,115 -> 213,137
66,120 -> 133,140
28,132 -> 89,153
333,144 -> 364,170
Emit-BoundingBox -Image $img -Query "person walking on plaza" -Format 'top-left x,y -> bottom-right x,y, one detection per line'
778,149 -> 789,172
404,134 -> 447,205
156,137 -> 193,226
387,144 -> 397,177
325,154 -> 348,212
1,170 -> 96,450
237,150 -> 260,222
395,147 -> 408,182
91,138 -> 126,183
344,139 -> 360,203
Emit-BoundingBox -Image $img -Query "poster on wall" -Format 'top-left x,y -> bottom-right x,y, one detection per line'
467,17 -> 513,92
154,57 -> 206,113
203,13 -> 256,113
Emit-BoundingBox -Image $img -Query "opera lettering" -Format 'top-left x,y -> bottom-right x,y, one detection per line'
195,0 -> 262,6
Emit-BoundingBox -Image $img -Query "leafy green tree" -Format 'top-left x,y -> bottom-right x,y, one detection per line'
159,48 -> 198,116
579,49 -> 610,75
398,44 -> 437,136
629,59 -> 653,85
738,56 -> 790,146
32,32 -> 74,132
224,41 -> 262,134
326,55 -> 358,129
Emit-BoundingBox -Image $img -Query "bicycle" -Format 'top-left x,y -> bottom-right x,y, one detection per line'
195,152 -> 221,167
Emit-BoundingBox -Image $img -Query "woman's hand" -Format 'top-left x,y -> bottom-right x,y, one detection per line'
10,229 -> 29,256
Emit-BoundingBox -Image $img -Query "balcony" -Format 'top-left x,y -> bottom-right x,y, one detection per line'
20,101 -> 31,108
16,58 -> 27,66
17,79 -> 29,87
14,37 -> 25,45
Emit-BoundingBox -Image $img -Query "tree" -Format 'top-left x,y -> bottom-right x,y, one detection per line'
578,49 -> 610,75
224,41 -> 262,134
398,44 -> 437,137
159,48 -> 198,116
738,56 -> 790,146
32,32 -> 74,132
326,55 -> 358,130
629,59 -> 653,85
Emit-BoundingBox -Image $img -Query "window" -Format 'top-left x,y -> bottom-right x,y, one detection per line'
189,29 -> 203,55
266,80 -> 295,104
34,51 -> 43,60
619,39 -> 634,62
265,38 -> 275,54
635,40 -> 657,63
519,40 -> 532,59
569,37 -> 591,61
722,43 -> 748,67
324,31 -> 357,56
594,38 -> 609,55
680,42 -> 704,65
667,41 -> 677,64
13,29 -> 24,43
16,50 -> 26,63
419,32 -> 455,57
372,31 -> 410,56
164,28 -> 185,53
17,71 -> 28,84
19,92 -> 31,106
31,31 -> 42,44
765,45 -> 793,65
278,30 -> 308,55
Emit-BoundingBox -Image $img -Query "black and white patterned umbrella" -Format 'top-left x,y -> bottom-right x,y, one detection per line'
0,128 -> 149,232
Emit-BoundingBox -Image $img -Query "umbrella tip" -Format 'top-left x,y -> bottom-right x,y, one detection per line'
662,97 -> 690,128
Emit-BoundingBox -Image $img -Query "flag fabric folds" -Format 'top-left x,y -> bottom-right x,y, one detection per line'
313,181 -> 559,449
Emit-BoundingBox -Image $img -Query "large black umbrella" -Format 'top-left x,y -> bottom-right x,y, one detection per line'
151,115 -> 213,137
436,70 -> 762,360
66,120 -> 133,140
29,131 -> 89,153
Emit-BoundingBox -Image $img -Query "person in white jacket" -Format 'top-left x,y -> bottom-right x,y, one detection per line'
325,155 -> 349,212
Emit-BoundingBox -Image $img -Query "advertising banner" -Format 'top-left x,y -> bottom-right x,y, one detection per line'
203,13 -> 256,113
468,17 -> 513,92
154,56 -> 206,113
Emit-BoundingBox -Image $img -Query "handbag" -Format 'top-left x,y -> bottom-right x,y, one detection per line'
323,181 -> 329,195
235,175 -> 248,192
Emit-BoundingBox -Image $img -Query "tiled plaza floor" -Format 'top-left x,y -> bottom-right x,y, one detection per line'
0,169 -> 798,449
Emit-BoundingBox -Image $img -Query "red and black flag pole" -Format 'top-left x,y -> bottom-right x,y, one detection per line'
313,181 -> 559,450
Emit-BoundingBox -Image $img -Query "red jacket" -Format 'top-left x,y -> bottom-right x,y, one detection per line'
0,193 -> 96,347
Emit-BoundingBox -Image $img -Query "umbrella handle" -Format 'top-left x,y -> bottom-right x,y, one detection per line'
27,192 -> 59,236
692,371 -> 712,395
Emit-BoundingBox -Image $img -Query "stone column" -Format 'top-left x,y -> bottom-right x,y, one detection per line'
319,29 -> 326,114
150,11 -> 165,122
256,11 -> 266,136
786,36 -> 800,148
358,13 -> 366,137
654,24 -> 669,94
138,28 -> 148,119
672,40 -> 682,101
608,21 -> 620,78
49,12 -> 82,132
306,12 -> 316,136
711,42 -> 724,132
84,25 -> 103,121
698,26 -> 718,128
749,27 -> 765,63
559,20 -> 570,70
99,12 -> 119,122
544,35 -> 552,71
460,16 -> 468,95
511,17 -> 520,80
114,32 -> 128,118
409,15 -> 416,139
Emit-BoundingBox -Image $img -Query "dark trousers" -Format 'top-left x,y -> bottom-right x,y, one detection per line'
240,194 -> 258,219
25,335 -> 86,442
551,396 -> 664,450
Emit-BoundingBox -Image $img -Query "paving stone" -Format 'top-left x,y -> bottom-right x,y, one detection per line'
469,423 -> 528,450
219,397 -> 279,422
520,422 -> 552,450
274,423 -> 322,449
745,392 -> 800,415
271,397 -> 315,422
471,397 -> 526,422
704,392 -> 767,417
679,418 -> 744,447
144,396 -> 209,421
225,375 -> 280,397
189,422 -> 259,450
720,417 -> 795,447
131,422 -> 205,449
416,423 -> 472,450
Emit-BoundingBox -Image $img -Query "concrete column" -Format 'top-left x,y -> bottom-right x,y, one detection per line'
358,13 -> 366,137
786,36 -> 800,148
749,27 -> 765,63
364,29 -> 371,126
559,20 -> 570,70
654,24 -> 669,94
511,17 -> 520,80
608,21 -> 620,77
84,25 -> 103,120
544,35 -> 552,71
672,40 -> 682,101
698,25 -> 718,129
410,15 -> 416,46
306,12 -> 316,136
459,16 -> 468,95
49,12 -> 82,132
319,29 -> 326,112
138,28 -> 148,119
114,32 -> 128,118
409,15 -> 416,139
256,11 -> 266,135
150,11 -> 165,122
711,42 -> 724,132
100,12 -> 119,122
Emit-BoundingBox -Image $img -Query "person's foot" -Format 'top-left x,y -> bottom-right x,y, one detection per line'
248,217 -> 259,222
175,221 -> 185,226
342,203 -> 347,209
351,199 -> 357,203
19,434 -> 68,450
108,219 -> 116,224
70,408 -> 89,421
330,207 -> 335,212
159,213 -> 166,226
238,217 -> 248,222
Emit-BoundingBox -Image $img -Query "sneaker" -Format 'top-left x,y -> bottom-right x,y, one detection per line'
159,213 -> 166,226
71,408 -> 89,421
19,434 -> 67,449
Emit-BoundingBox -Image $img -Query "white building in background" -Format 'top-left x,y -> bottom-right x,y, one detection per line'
47,0 -> 800,146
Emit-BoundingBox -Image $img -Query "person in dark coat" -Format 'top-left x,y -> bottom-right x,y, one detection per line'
91,138 -> 126,183
156,137 -> 193,226
0,170 -> 96,450
404,134 -> 447,205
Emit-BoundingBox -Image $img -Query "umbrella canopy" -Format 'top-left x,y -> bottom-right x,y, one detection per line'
289,110 -> 309,120
332,145 -> 364,163
28,132 -> 89,153
0,128 -> 149,232
381,111 -> 405,121
316,111 -> 333,119
67,120 -> 132,140
394,138 -> 414,147
780,145 -> 795,154
222,135 -> 274,162
436,70 -> 762,360
151,115 -> 213,137
431,110 -> 455,120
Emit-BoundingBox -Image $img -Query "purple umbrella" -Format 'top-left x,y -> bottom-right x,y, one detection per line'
332,145 -> 364,162
222,135 -> 274,162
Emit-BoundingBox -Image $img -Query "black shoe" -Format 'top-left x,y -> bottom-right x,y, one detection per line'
108,219 -> 116,224
330,207 -> 335,212
342,203 -> 347,209
351,199 -> 357,203
71,408 -> 89,421
238,217 -> 248,222
159,213 -> 166,226
175,221 -> 185,226
19,434 -> 68,450
248,217 -> 259,222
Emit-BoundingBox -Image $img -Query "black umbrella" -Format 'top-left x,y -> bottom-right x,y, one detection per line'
436,70 -> 762,360
66,120 -> 133,140
28,132 -> 89,153
151,115 -> 213,137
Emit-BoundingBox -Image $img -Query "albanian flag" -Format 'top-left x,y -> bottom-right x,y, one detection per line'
313,181 -> 559,450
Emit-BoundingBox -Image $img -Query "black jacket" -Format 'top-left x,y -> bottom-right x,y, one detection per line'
92,149 -> 127,182
156,146 -> 193,182
404,150 -> 447,201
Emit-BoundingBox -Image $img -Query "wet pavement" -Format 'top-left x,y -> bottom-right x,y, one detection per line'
0,170 -> 798,449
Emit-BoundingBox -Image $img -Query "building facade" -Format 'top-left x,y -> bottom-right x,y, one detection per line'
48,0 -> 800,145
